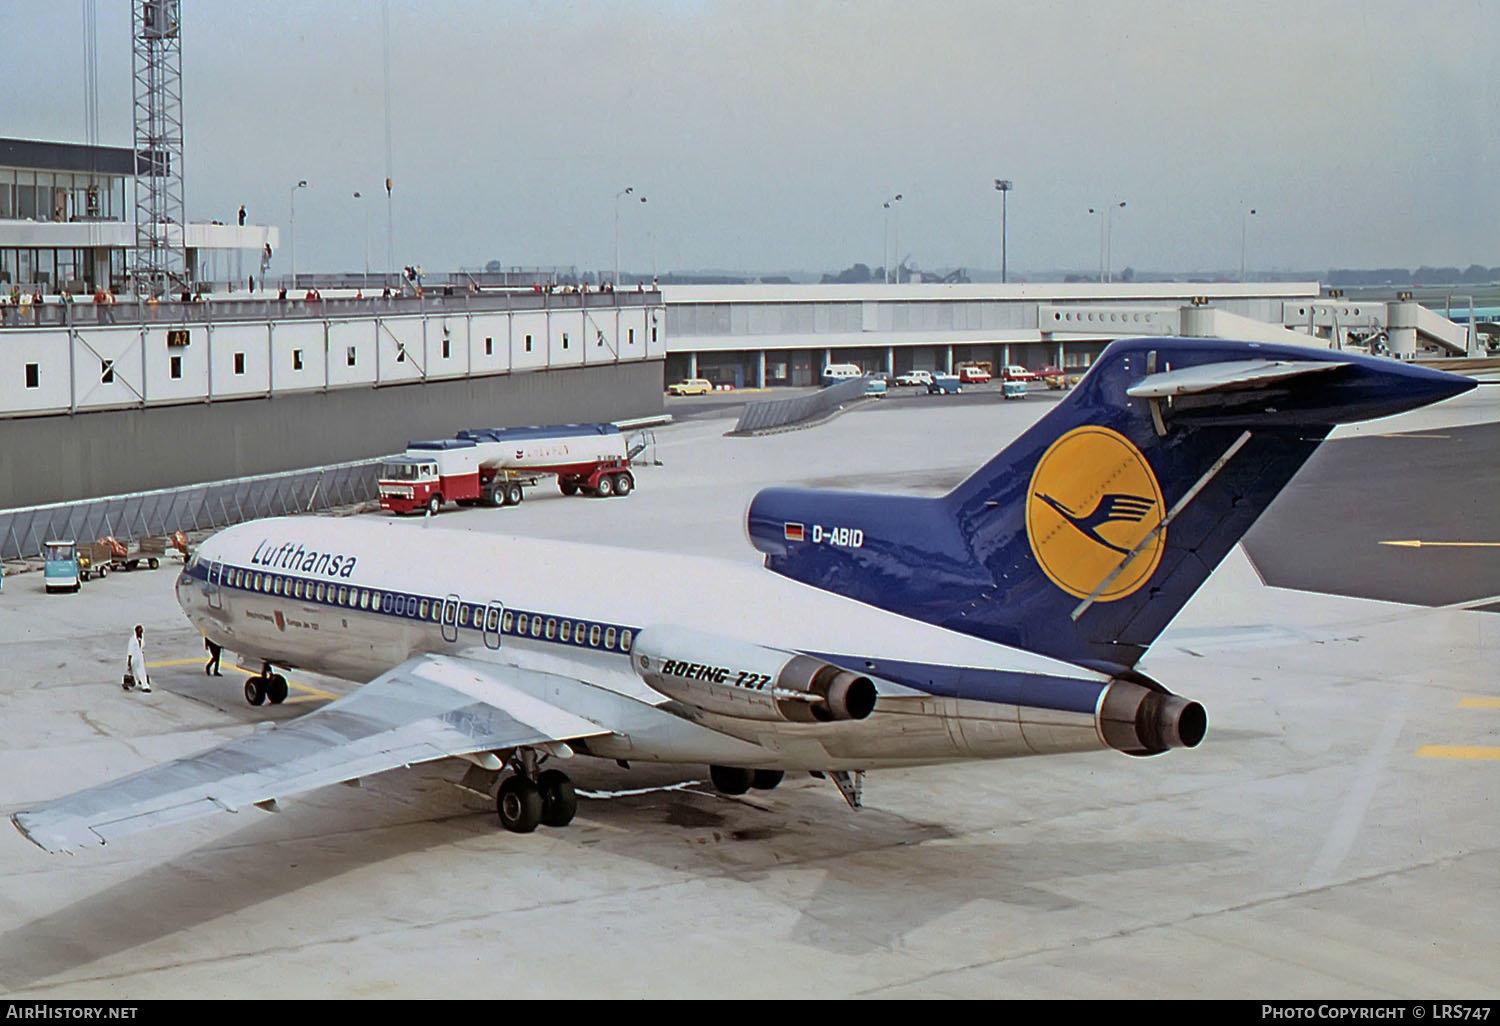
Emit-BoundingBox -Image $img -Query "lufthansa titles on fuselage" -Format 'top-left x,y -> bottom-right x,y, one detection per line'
251,539 -> 359,579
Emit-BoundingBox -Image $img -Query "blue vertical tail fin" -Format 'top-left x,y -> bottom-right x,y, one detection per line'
747,338 -> 1474,673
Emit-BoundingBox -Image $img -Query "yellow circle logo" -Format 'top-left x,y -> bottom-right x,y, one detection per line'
1026,426 -> 1165,601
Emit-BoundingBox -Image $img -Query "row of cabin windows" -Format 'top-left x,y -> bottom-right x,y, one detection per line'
218,564 -> 633,653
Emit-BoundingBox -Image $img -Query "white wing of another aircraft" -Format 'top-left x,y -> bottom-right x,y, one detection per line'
13,655 -> 610,854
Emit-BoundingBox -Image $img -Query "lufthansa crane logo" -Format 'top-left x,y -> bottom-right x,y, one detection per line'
1025,426 -> 1165,601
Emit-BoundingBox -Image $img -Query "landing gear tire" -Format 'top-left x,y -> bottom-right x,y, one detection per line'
613,472 -> 633,497
559,479 -> 578,496
505,483 -> 523,506
709,765 -> 754,795
595,474 -> 615,498
497,775 -> 544,833
751,770 -> 784,790
245,677 -> 266,706
537,769 -> 578,827
266,673 -> 289,705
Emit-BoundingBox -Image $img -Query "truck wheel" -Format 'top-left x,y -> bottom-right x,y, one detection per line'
148,558 -> 159,570
613,472 -> 634,497
595,475 -> 615,498
559,479 -> 578,496
99,564 -> 109,578
506,483 -> 523,506
427,494 -> 441,516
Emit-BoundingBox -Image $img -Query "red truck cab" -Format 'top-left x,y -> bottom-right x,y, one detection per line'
379,440 -> 482,515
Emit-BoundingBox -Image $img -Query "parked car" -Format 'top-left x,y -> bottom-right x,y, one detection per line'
895,369 -> 933,387
1000,365 -> 1037,382
863,377 -> 888,398
1001,380 -> 1028,400
957,364 -> 992,384
927,373 -> 962,395
667,378 -> 712,396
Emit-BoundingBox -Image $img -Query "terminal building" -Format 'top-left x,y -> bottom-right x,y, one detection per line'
659,281 -> 1478,387
0,137 -> 274,294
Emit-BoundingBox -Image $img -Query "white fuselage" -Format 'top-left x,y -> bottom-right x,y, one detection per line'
176,516 -> 1119,771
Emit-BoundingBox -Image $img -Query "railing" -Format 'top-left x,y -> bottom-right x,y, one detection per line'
0,286 -> 664,330
0,459 -> 381,562
732,376 -> 870,435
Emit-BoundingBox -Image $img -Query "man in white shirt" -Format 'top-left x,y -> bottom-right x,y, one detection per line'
124,625 -> 152,693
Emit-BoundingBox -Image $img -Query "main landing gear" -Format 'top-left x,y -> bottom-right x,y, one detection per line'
495,748 -> 577,833
244,662 -> 289,706
709,765 -> 864,809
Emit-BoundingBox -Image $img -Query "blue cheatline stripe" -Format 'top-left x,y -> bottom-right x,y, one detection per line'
184,559 -> 638,655
186,562 -> 1100,711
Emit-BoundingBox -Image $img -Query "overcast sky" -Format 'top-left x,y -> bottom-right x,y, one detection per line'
6,0 -> 1497,277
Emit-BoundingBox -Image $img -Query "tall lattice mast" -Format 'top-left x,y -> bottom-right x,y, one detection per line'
131,0 -> 186,297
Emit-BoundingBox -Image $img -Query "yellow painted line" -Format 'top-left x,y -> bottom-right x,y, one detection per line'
146,658 -> 339,701
1459,697 -> 1500,709
1417,746 -> 1500,761
1380,540 -> 1500,549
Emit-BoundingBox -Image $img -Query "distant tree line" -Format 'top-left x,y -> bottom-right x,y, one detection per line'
1324,265 -> 1498,286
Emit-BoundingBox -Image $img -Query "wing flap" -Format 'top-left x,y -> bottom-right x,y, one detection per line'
1125,358 -> 1349,398
12,655 -> 611,853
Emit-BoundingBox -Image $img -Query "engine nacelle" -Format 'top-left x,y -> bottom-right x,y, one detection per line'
631,626 -> 878,724
1098,679 -> 1207,756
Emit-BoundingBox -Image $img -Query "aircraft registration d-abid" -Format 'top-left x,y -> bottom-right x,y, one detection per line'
12,338 -> 1475,852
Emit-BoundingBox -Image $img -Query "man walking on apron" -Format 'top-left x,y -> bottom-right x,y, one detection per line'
124,625 -> 152,693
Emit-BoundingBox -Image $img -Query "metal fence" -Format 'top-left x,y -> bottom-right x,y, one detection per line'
0,458 -> 381,561
732,376 -> 871,435
0,286 -> 664,330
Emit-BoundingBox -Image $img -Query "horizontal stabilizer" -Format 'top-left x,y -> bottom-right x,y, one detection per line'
1125,359 -> 1349,399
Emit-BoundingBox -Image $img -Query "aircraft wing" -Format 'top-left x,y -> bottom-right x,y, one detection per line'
11,654 -> 611,854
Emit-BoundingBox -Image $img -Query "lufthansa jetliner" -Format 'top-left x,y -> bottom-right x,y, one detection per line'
13,338 -> 1474,852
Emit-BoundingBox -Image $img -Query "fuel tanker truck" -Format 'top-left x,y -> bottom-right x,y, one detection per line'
378,423 -> 638,514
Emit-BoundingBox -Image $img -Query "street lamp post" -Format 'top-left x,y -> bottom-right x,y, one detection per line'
289,179 -> 308,289
354,191 -> 370,287
614,186 -> 634,287
1240,206 -> 1257,283
1088,201 -> 1126,283
994,179 -> 1012,284
883,193 -> 902,283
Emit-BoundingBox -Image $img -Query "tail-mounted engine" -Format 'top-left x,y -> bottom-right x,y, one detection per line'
631,626 -> 877,724
1098,678 -> 1207,756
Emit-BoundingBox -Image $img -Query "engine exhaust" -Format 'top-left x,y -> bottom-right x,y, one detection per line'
1098,680 -> 1206,756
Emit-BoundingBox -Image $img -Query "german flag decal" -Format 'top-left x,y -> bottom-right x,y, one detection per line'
784,523 -> 805,542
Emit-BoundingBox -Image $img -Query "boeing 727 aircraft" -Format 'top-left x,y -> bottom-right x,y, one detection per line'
12,338 -> 1474,852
